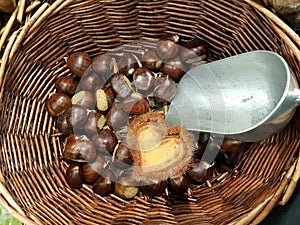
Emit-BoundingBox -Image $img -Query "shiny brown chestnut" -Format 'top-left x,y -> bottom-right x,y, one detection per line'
133,67 -> 155,95
64,105 -> 88,130
221,138 -> 251,152
65,164 -> 83,189
92,54 -> 113,76
180,38 -> 208,64
153,76 -> 177,102
156,34 -> 180,59
71,90 -> 94,109
118,52 -> 139,76
122,92 -> 150,115
55,76 -> 78,96
106,105 -> 129,131
92,170 -> 115,195
161,56 -> 186,82
56,114 -> 73,134
140,179 -> 168,196
95,86 -> 115,113
83,154 -> 109,183
142,50 -> 163,71
46,93 -> 72,117
187,158 -> 215,183
67,52 -> 92,78
91,129 -> 118,153
78,70 -> 102,91
83,111 -> 106,134
169,173 -> 192,194
110,73 -> 133,100
113,143 -> 133,169
63,138 -> 97,163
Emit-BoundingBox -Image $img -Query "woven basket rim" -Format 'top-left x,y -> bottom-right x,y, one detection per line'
0,0 -> 300,225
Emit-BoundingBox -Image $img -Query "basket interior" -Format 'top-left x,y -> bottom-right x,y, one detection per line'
1,0 -> 300,224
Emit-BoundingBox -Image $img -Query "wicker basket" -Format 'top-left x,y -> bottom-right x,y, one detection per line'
1,0 -> 300,224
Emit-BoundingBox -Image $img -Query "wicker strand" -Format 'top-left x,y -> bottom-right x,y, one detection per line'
16,0 -> 26,24
252,160 -> 297,224
244,0 -> 300,54
0,5 -> 18,52
278,147 -> 300,205
25,0 -> 41,15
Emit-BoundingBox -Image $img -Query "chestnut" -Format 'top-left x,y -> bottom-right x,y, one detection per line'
122,92 -> 150,115
118,52 -> 139,76
65,163 -> 83,189
67,52 -> 92,78
180,38 -> 207,64
106,105 -> 129,131
161,56 -> 186,82
156,34 -> 180,59
83,154 -> 109,183
187,158 -> 215,183
91,129 -> 118,153
92,170 -> 115,195
112,143 -> 133,169
78,70 -> 102,91
83,111 -> 106,134
115,176 -> 139,200
142,50 -> 162,71
221,138 -> 251,152
169,174 -> 192,194
71,90 -> 94,109
55,76 -> 78,95
63,138 -> 97,162
56,114 -> 73,134
92,54 -> 113,76
64,105 -> 88,130
95,86 -> 115,113
133,67 -> 155,95
110,73 -> 133,100
46,93 -> 72,117
153,76 -> 177,102
140,179 -> 168,196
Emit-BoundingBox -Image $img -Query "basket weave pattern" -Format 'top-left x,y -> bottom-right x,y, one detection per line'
1,0 -> 300,224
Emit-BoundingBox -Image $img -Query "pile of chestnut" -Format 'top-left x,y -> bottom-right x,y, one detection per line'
46,34 -> 251,199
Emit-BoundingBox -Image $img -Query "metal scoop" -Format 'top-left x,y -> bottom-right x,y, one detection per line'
166,50 -> 300,142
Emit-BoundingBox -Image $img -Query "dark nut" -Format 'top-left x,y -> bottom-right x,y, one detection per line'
161,56 -> 186,82
133,67 -> 155,95
65,105 -> 89,130
140,179 -> 168,196
142,50 -> 162,71
63,139 -> 97,162
84,111 -> 106,134
118,52 -> 139,76
67,52 -> 92,78
153,76 -> 177,102
71,90 -> 94,109
122,92 -> 150,114
56,114 -> 73,134
156,34 -> 180,59
91,129 -> 118,153
92,170 -> 115,195
46,93 -> 72,117
112,143 -> 133,169
55,76 -> 78,96
79,70 -> 102,91
187,158 -> 215,183
83,154 -> 108,183
106,105 -> 129,131
180,38 -> 207,64
92,54 -> 113,76
221,138 -> 251,152
65,164 -> 83,189
110,73 -> 133,100
169,173 -> 192,194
